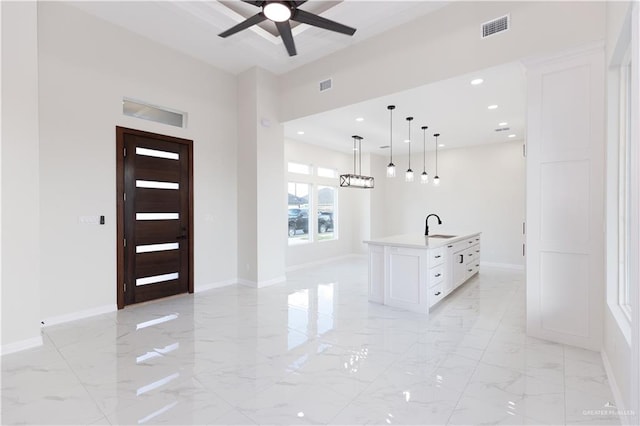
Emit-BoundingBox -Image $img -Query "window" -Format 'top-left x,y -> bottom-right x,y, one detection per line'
123,98 -> 186,128
618,46 -> 632,319
317,167 -> 337,178
287,162 -> 339,245
317,186 -> 336,241
287,162 -> 311,175
288,182 -> 310,244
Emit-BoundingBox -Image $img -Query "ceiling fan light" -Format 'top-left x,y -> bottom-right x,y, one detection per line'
263,2 -> 292,22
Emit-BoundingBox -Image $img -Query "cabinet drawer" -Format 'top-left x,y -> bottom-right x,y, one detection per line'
429,283 -> 445,308
429,247 -> 445,267
428,265 -> 445,287
464,249 -> 477,263
465,264 -> 478,279
452,237 -> 478,252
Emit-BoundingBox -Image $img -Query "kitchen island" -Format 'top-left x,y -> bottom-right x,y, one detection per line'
364,232 -> 481,314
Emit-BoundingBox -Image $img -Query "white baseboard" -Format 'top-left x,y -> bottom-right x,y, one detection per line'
601,349 -> 630,425
196,279 -> 237,293
1,335 -> 43,356
238,275 -> 286,289
41,304 -> 116,328
286,253 -> 364,273
480,261 -> 525,271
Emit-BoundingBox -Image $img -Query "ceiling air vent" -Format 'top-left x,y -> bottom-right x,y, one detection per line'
482,14 -> 510,38
495,127 -> 510,132
319,78 -> 333,92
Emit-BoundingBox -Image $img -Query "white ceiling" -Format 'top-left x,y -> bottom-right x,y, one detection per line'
69,0 -> 449,75
68,1 -> 526,155
284,61 -> 527,155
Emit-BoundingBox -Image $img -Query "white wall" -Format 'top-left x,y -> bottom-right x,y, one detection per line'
1,1 -> 43,352
377,141 -> 525,268
278,1 -> 606,122
603,0 -> 634,416
284,140 -> 365,268
237,69 -> 259,284
237,67 -> 287,286
37,2 -> 238,320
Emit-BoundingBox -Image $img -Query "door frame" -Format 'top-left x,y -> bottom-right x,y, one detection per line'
116,126 -> 194,309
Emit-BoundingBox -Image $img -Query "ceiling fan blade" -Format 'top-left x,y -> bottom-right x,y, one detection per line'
218,12 -> 267,38
292,9 -> 356,36
241,1 -> 264,6
276,21 -> 297,56
292,1 -> 308,6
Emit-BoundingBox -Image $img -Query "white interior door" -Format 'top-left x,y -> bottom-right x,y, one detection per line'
525,46 -> 605,351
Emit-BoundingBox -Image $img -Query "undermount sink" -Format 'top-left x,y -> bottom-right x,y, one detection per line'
428,234 -> 457,239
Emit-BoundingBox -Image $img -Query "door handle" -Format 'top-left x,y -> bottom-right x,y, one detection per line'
459,254 -> 464,263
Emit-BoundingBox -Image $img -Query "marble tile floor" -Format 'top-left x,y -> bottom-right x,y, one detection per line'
1,258 -> 622,425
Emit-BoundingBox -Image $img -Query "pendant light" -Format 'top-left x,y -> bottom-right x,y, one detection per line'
405,117 -> 414,182
433,133 -> 441,186
421,126 -> 429,184
386,105 -> 396,178
340,135 -> 374,189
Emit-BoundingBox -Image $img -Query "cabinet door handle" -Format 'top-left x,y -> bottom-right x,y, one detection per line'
476,250 -> 480,253
447,245 -> 453,248
476,264 -> 480,267
468,253 -> 473,257
468,241 -> 473,244
435,291 -> 441,296
459,254 -> 464,263
468,269 -> 473,272
435,255 -> 442,258
435,273 -> 441,277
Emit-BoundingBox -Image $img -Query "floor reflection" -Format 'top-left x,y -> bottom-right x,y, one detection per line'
0,260 -> 622,425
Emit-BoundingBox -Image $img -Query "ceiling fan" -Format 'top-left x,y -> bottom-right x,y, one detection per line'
218,1 -> 357,57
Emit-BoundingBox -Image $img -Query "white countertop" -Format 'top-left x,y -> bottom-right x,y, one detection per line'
364,232 -> 480,249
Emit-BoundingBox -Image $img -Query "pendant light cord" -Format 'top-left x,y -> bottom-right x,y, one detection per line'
389,108 -> 393,163
358,138 -> 362,175
422,128 -> 426,173
408,126 -> 411,169
434,134 -> 439,175
353,136 -> 357,174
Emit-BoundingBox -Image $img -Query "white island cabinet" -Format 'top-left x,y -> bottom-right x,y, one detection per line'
364,233 -> 481,314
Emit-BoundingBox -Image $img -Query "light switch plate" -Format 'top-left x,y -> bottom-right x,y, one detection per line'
79,215 -> 100,225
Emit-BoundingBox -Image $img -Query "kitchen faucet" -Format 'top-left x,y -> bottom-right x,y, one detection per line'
425,214 -> 442,236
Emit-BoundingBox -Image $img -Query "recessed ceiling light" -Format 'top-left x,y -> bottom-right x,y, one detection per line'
499,122 -> 508,126
297,131 -> 305,135
404,139 -> 411,143
355,117 -> 364,122
488,105 -> 498,110
471,78 -> 484,85
438,144 -> 445,147
508,134 -> 516,138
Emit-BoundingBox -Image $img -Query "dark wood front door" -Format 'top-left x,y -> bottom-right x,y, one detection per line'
116,127 -> 193,308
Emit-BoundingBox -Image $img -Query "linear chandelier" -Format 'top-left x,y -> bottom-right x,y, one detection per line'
340,135 -> 374,189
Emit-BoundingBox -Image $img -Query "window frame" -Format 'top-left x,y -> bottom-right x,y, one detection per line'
618,45 -> 632,321
287,181 -> 313,245
286,162 -> 340,246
